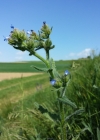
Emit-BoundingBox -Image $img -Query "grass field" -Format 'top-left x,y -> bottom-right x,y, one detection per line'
0,57 -> 100,140
0,60 -> 72,72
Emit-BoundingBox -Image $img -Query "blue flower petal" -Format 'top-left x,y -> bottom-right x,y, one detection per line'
11,24 -> 14,29
27,30 -> 31,35
31,30 -> 34,32
4,37 -> 9,41
50,79 -> 56,86
64,70 -> 70,76
43,21 -> 46,25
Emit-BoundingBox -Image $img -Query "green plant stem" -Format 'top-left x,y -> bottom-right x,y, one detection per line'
57,88 -> 67,140
45,49 -> 49,60
49,70 -> 54,79
60,102 -> 67,140
31,51 -> 49,67
31,50 -> 55,79
32,48 -> 67,139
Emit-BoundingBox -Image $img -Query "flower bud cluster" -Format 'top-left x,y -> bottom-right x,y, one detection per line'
50,79 -> 62,88
40,22 -> 52,38
6,26 -> 29,51
27,30 -> 40,40
62,70 -> 71,84
39,22 -> 55,51
50,70 -> 70,88
4,22 -> 55,53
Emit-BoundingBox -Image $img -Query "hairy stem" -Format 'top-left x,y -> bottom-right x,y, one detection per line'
31,50 -> 49,67
57,87 -> 67,140
45,49 -> 49,60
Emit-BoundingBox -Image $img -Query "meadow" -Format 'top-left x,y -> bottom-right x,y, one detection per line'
0,57 -> 100,140
0,60 -> 71,72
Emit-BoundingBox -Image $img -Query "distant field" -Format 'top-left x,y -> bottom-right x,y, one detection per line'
0,60 -> 72,72
0,60 -> 72,82
0,61 -> 43,72
0,72 -> 42,81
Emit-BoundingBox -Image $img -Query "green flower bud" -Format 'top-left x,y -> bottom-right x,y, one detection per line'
53,81 -> 62,88
26,39 -> 34,49
30,30 -> 40,40
21,42 -> 27,47
61,70 -> 71,84
8,37 -> 16,45
39,41 -> 45,47
65,75 -> 70,83
35,35 -> 40,40
10,29 -> 27,43
19,30 -> 27,40
45,28 -> 51,35
50,80 -> 62,88
45,38 -> 52,47
50,45 -> 55,49
34,41 -> 40,48
41,25 -> 48,32
31,30 -> 36,36
40,33 -> 47,39
41,23 -> 52,38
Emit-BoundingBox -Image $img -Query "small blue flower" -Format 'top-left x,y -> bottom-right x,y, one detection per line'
27,30 -> 31,35
64,70 -> 70,76
11,24 -> 14,29
31,30 -> 34,32
4,36 -> 9,41
10,31 -> 13,33
50,79 -> 56,86
43,21 -> 46,25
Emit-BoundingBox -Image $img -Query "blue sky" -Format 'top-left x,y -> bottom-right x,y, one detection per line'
0,0 -> 100,62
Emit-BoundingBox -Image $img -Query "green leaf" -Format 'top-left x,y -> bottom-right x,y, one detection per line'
97,127 -> 100,140
31,65 -> 49,72
33,102 -> 60,122
82,122 -> 93,134
48,58 -> 55,69
48,58 -> 61,80
65,108 -> 84,121
93,85 -> 98,88
58,97 -> 77,108
50,45 -> 55,49
51,87 -> 63,92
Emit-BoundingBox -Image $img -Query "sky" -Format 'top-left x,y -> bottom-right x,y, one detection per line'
0,0 -> 100,62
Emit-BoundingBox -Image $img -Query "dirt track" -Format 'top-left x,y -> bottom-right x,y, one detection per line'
0,73 -> 41,81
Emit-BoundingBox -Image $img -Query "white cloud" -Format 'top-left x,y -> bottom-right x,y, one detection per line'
16,51 -> 25,55
68,48 -> 92,59
77,48 -> 92,58
15,50 -> 26,61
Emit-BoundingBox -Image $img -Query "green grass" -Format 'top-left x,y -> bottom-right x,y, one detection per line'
0,60 -> 72,72
0,57 -> 100,139
0,74 -> 46,89
0,73 -> 49,110
0,61 -> 44,72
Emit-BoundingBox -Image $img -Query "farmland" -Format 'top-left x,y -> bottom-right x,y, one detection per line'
0,60 -> 72,72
